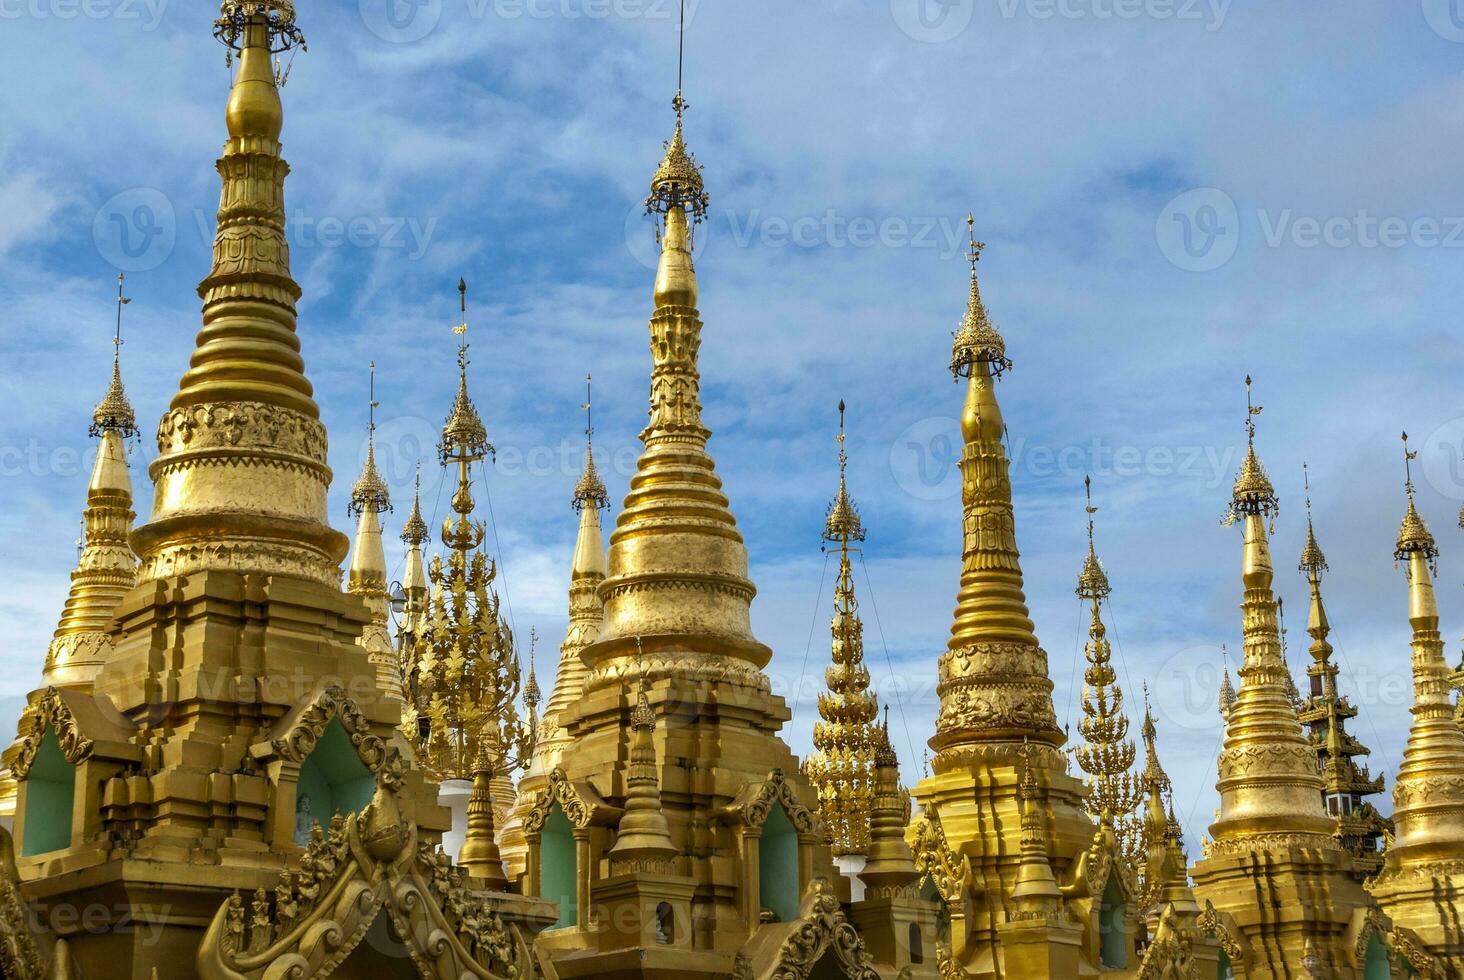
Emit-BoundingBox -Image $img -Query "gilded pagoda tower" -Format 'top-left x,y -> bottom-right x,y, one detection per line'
346,362 -> 406,706
1294,469 -> 1390,878
4,7 -> 448,974
527,89 -> 902,980
1367,439 -> 1464,969
502,379 -> 610,879
1190,379 -> 1373,979
0,276 -> 141,824
906,219 -> 1135,978
803,402 -> 882,871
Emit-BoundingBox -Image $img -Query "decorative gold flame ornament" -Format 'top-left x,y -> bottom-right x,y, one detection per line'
804,402 -> 882,858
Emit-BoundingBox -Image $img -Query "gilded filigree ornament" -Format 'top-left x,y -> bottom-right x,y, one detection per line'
763,878 -> 882,980
412,282 -> 533,888
803,403 -> 882,857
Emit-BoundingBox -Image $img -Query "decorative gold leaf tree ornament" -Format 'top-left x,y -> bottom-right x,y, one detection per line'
413,280 -> 535,889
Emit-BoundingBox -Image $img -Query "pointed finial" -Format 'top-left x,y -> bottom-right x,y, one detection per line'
1228,374 -> 1277,521
630,673 -> 655,731
349,362 -> 391,516
573,374 -> 610,512
401,463 -> 429,546
1076,475 -> 1111,600
1219,645 -> 1237,720
824,401 -> 865,545
440,279 -> 491,464
1299,463 -> 1328,576
646,11 -> 710,226
524,627 -> 542,706
1396,431 -> 1439,566
91,274 -> 139,439
950,212 -> 1007,379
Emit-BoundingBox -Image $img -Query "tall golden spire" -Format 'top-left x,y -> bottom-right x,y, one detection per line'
857,711 -> 921,895
1217,645 -> 1236,721
1295,465 -> 1389,877
414,280 -> 532,888
1371,434 -> 1464,898
1207,376 -> 1335,847
132,2 -> 347,586
583,85 -> 771,681
1010,741 -> 1063,916
932,215 -> 1059,756
397,464 -> 431,738
805,401 -> 881,856
1073,477 -> 1141,830
347,362 -> 401,705
43,276 -> 140,690
1136,691 -> 1194,913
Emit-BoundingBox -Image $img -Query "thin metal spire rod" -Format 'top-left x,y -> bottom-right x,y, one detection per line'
677,0 -> 685,95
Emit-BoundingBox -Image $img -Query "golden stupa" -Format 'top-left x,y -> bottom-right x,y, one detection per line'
3,4 -> 1463,979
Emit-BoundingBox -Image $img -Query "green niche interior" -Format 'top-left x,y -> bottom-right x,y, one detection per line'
1098,875 -> 1127,968
1364,934 -> 1391,980
540,805 -> 577,929
759,803 -> 800,923
294,720 -> 375,845
21,728 -> 76,856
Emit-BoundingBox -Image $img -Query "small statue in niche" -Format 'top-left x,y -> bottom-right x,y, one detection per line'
294,794 -> 315,847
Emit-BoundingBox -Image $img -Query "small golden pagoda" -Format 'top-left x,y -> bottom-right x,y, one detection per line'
0,275 -> 140,824
397,465 -> 432,742
502,378 -> 610,879
1295,467 -> 1391,878
1190,378 -> 1378,978
1367,436 -> 1464,970
803,402 -> 883,864
906,218 -> 1139,978
346,361 -> 406,706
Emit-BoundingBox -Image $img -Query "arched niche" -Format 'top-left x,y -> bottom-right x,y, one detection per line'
1362,934 -> 1391,980
293,720 -> 375,845
540,805 -> 578,930
760,803 -> 800,923
21,729 -> 75,856
1097,874 -> 1128,969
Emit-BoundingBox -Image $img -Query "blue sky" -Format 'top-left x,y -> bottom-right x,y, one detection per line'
3,0 -> 1464,857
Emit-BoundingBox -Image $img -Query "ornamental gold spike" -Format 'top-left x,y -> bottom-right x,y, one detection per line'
804,402 -> 880,856
347,363 -> 401,704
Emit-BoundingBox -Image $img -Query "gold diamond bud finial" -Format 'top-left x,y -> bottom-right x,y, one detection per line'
645,92 -> 710,223
1395,431 -> 1438,565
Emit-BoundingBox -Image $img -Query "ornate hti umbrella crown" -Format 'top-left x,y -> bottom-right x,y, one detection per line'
400,465 -> 429,546
1076,475 -> 1111,600
213,0 -> 305,53
349,362 -> 392,516
823,401 -> 866,544
91,274 -> 139,439
439,280 -> 493,465
645,92 -> 710,223
1298,463 -> 1327,576
1395,431 -> 1438,567
950,214 -> 1010,378
1226,375 -> 1278,521
573,374 -> 610,512
523,627 -> 541,707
